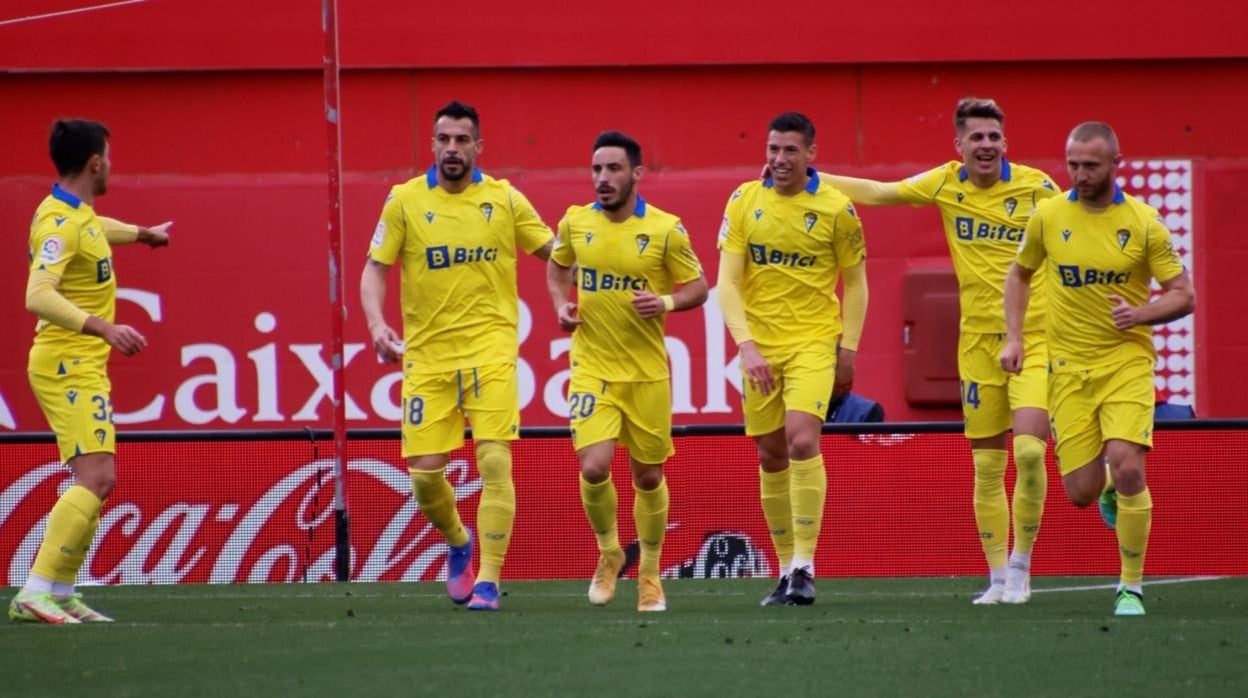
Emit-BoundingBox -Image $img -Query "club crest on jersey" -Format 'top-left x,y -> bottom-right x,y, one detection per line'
424,212 -> 435,223
803,212 -> 818,233
480,202 -> 494,222
636,234 -> 650,254
1004,197 -> 1018,216
1061,229 -> 1072,242
1116,228 -> 1131,250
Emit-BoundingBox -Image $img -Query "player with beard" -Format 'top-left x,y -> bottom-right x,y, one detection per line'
10,118 -> 171,624
1002,122 -> 1194,616
360,101 -> 554,611
813,98 -> 1060,604
717,112 -> 869,606
546,131 -> 707,611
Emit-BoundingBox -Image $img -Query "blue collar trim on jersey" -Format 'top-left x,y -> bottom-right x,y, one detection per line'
763,167 -> 820,193
51,183 -> 82,209
591,195 -> 648,217
1066,184 -> 1125,203
426,165 -> 485,188
958,158 -> 1012,183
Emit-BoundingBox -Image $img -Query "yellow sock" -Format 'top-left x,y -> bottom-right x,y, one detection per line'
1117,488 -> 1153,586
972,449 -> 1009,570
409,468 -> 469,548
1011,435 -> 1047,556
1102,461 -> 1115,494
580,474 -> 620,554
633,477 -> 669,577
32,485 -> 101,584
474,441 -> 514,584
58,514 -> 101,586
759,466 -> 794,572
789,454 -> 826,567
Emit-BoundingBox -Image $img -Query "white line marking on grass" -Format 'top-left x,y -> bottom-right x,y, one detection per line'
1033,575 -> 1225,595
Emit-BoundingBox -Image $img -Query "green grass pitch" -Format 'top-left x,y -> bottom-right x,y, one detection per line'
3,576 -> 1245,697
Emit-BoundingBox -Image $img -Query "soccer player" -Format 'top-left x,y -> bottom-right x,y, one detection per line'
718,112 -> 869,606
815,98 -> 1059,604
360,101 -> 554,612
1001,122 -> 1195,616
10,119 -> 171,624
546,131 -> 708,612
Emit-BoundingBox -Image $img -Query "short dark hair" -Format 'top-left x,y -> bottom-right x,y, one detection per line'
1068,121 -> 1120,157
434,100 -> 480,136
49,119 -> 110,177
768,112 -> 816,146
954,97 -> 1005,132
592,130 -> 642,167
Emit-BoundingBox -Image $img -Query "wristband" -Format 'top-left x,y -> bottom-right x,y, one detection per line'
661,295 -> 675,312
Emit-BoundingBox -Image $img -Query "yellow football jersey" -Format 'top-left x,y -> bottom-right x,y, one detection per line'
27,185 -> 115,374
368,167 -> 554,373
897,159 -> 1060,333
1016,186 -> 1185,373
719,169 -> 867,356
552,197 -> 704,382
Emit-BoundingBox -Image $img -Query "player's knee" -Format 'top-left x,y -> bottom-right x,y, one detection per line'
475,441 -> 512,484
1012,435 -> 1047,492
579,457 -> 611,484
1065,485 -> 1098,508
88,476 -> 115,501
755,436 -> 788,471
786,433 -> 819,461
632,465 -> 663,491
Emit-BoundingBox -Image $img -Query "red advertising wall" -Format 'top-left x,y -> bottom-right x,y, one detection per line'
2,2 -> 1246,433
2,429 -> 1244,585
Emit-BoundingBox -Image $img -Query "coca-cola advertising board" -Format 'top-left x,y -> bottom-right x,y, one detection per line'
2,429 -> 1243,586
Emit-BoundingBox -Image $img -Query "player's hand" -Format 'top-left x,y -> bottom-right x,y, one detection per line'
105,323 -> 148,356
557,302 -> 583,332
138,221 -> 172,248
370,324 -> 403,364
999,339 -> 1024,374
1108,295 -> 1138,330
833,347 -> 856,399
631,291 -> 666,318
759,164 -> 772,180
739,342 -> 775,396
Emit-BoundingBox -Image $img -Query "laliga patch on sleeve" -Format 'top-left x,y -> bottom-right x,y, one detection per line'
718,216 -> 730,241
39,237 -> 63,263
370,221 -> 386,247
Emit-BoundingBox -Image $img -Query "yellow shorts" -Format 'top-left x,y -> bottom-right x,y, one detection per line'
29,364 -> 115,465
959,331 -> 1048,439
568,373 -> 673,465
741,350 -> 835,437
1049,356 -> 1155,475
400,362 -> 519,457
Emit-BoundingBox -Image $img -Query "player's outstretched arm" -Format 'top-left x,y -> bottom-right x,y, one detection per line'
360,259 -> 401,363
818,174 -> 905,206
98,217 -> 171,248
